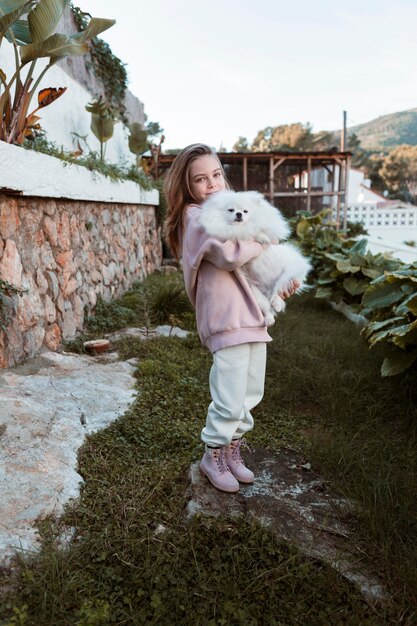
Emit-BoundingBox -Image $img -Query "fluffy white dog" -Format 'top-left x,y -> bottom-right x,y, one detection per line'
199,190 -> 311,325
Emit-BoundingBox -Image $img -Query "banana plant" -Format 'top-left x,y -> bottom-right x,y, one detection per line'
0,0 -> 115,144
85,96 -> 115,161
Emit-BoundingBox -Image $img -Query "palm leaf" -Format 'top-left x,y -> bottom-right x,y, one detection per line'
72,17 -> 115,43
28,0 -> 70,44
4,17 -> 31,44
20,32 -> 88,63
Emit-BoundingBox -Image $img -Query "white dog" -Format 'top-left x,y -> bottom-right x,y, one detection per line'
199,190 -> 311,325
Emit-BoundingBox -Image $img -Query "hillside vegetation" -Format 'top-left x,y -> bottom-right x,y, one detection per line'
349,108 -> 417,151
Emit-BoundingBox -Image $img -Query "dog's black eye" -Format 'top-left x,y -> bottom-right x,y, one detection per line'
227,208 -> 234,212
243,210 -> 248,213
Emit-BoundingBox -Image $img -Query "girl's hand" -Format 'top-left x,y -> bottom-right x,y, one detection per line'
279,279 -> 301,300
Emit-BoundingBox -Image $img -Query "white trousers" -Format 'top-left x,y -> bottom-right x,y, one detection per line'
201,342 -> 267,447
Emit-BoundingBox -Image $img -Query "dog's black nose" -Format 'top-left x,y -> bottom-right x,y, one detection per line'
235,212 -> 242,221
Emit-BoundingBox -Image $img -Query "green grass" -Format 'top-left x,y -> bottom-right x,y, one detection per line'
1,284 -> 417,624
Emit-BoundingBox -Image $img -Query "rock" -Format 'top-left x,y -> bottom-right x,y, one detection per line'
0,350 -> 138,565
0,202 -> 20,238
43,215 -> 58,247
187,447 -> 386,605
44,323 -> 62,350
46,271 -> 59,301
44,294 -> 56,323
0,239 -> 23,287
155,325 -> 189,338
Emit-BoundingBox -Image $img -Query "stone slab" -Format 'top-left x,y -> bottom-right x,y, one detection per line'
186,447 -> 386,605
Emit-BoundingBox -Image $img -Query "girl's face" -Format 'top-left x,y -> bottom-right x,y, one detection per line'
188,155 -> 226,204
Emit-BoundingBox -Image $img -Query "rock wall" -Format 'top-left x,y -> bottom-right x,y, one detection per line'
0,196 -> 162,368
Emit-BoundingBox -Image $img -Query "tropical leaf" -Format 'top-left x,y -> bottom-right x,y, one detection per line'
128,122 -> 148,155
27,0 -> 70,44
0,0 -> 30,42
37,85 -> 66,108
385,269 -> 417,283
4,17 -> 31,44
72,17 -> 115,43
20,32 -> 88,63
381,348 -> 417,377
91,111 -> 113,143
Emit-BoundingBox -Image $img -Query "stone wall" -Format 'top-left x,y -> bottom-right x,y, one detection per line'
0,196 -> 162,368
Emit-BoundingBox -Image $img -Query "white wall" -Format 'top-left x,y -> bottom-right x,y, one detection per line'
0,41 -> 136,165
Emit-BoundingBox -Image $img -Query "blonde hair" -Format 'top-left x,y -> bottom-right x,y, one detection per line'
163,143 -> 229,260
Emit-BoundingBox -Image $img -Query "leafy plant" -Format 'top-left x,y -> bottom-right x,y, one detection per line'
0,0 -> 115,144
85,96 -> 115,161
361,265 -> 417,375
293,210 -> 417,375
71,4 -> 127,119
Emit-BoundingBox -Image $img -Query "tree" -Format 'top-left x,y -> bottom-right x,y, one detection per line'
379,145 -> 417,203
232,136 -> 250,152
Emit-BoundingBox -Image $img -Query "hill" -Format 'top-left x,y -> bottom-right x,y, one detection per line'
347,108 -> 417,151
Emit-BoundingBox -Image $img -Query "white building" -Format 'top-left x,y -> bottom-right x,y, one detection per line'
298,166 -> 417,263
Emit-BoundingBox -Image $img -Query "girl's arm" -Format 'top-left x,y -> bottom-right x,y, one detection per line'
202,238 -> 263,271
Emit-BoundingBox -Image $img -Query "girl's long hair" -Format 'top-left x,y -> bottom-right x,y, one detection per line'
163,143 -> 228,260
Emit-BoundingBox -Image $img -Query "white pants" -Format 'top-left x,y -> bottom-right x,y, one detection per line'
201,342 -> 267,447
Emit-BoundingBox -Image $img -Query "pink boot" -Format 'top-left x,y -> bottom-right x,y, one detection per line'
200,446 -> 240,493
224,438 -> 255,484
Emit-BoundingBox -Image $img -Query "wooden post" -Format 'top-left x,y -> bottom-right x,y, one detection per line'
343,155 -> 351,230
336,160 -> 342,229
243,156 -> 248,191
269,156 -> 274,203
307,156 -> 312,212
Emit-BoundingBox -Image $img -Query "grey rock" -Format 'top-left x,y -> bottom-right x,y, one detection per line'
0,350 -> 137,566
187,447 -> 386,605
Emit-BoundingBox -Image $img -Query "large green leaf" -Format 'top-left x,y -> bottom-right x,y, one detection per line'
128,123 -> 148,155
361,281 -> 405,312
361,267 -> 382,279
20,32 -> 88,63
0,0 -> 30,42
391,320 -> 417,349
385,269 -> 417,284
348,238 -> 368,256
91,112 -> 114,143
28,0 -> 69,44
381,348 -> 417,377
314,286 -> 333,299
365,316 -> 406,334
4,17 -> 31,44
406,294 -> 417,316
336,259 -> 361,274
0,0 -> 28,17
343,276 -> 369,296
72,17 -> 115,43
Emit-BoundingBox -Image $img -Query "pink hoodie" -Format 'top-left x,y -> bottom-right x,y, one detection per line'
181,204 -> 272,353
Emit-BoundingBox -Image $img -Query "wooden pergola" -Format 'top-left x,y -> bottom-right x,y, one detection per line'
151,150 -> 352,228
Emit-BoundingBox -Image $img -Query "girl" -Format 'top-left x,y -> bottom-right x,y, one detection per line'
164,143 -> 299,494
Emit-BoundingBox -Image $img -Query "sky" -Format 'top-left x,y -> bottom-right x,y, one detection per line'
82,0 -> 417,151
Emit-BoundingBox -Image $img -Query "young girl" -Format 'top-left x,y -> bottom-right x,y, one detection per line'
164,143 -> 299,494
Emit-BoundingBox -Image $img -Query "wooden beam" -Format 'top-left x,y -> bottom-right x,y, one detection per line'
273,157 -> 287,171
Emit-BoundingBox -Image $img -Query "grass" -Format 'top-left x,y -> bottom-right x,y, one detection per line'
1,279 -> 416,624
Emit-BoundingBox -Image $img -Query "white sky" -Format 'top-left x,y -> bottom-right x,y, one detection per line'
82,0 -> 417,150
